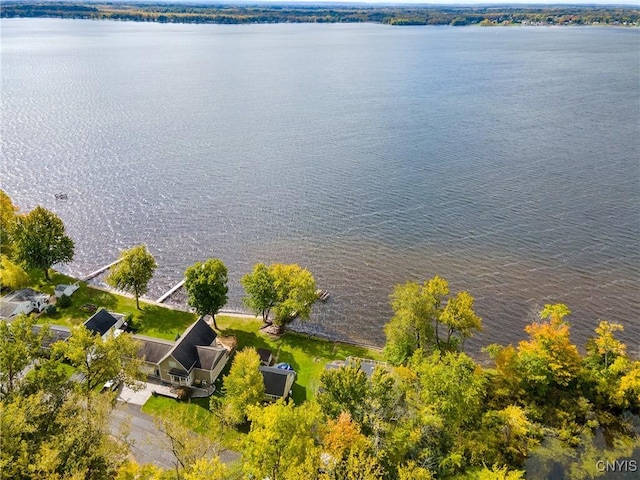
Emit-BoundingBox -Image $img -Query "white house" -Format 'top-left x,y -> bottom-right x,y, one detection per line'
0,289 -> 50,320
54,283 -> 80,298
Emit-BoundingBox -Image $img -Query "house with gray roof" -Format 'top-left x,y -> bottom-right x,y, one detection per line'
0,288 -> 49,320
149,317 -> 230,387
260,365 -> 296,401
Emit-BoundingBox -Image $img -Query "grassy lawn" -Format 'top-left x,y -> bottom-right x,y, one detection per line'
215,315 -> 383,404
27,270 -> 197,340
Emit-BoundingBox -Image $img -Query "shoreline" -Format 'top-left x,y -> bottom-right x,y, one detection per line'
56,270 -> 384,353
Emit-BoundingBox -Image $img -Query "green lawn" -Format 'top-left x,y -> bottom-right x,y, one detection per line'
28,270 -> 197,340
215,315 -> 383,404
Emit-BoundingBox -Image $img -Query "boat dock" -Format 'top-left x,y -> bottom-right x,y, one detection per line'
82,259 -> 123,282
156,279 -> 185,304
316,289 -> 330,301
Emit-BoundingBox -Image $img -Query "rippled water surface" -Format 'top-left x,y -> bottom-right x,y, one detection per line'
2,19 -> 638,352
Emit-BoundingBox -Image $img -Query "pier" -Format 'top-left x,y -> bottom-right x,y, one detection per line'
82,259 -> 123,282
156,279 -> 185,304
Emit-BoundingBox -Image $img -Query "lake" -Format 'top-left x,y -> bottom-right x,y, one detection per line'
2,19 -> 638,353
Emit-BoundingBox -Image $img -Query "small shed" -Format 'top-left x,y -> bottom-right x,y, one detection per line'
54,283 -> 80,298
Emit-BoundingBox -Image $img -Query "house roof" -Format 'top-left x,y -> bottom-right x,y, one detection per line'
0,302 -> 22,319
33,324 -> 71,348
162,317 -> 217,371
195,346 -> 226,371
260,366 -> 296,398
2,288 -> 48,303
257,348 -> 273,364
83,309 -> 122,337
134,335 -> 175,364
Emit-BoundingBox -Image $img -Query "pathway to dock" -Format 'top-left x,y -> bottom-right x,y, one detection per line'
82,258 -> 123,282
156,279 -> 185,303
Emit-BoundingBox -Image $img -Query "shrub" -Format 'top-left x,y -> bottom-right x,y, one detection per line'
45,304 -> 57,316
57,294 -> 71,308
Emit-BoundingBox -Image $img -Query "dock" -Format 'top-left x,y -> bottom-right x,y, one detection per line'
316,289 -> 330,302
82,258 -> 123,282
156,279 -> 185,304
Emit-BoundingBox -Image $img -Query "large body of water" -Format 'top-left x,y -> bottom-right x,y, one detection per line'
2,19 -> 638,353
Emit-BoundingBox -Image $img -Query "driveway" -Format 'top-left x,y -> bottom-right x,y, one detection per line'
110,402 -> 240,469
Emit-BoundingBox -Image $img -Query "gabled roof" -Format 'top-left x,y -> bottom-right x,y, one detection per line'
195,346 -> 226,371
2,288 -> 48,303
134,335 -> 175,364
260,365 -> 296,398
83,309 -> 121,337
162,317 -> 217,371
33,325 -> 71,348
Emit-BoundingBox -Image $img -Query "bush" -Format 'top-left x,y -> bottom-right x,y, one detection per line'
57,294 -> 71,308
45,304 -> 57,316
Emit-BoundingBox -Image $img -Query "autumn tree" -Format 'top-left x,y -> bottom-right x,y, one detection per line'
0,314 -> 49,397
384,276 -> 482,364
152,408 -> 226,480
243,400 -> 323,480
54,325 -> 144,406
12,205 -> 74,281
242,263 -> 317,333
0,255 -> 30,290
106,244 -> 157,309
184,258 -> 228,330
217,347 -> 264,425
0,190 -> 18,257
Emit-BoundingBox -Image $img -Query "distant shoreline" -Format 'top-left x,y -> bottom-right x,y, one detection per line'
2,3 -> 638,27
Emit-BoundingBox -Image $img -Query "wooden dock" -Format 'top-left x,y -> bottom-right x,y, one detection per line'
82,259 -> 123,282
316,289 -> 330,301
156,279 -> 185,304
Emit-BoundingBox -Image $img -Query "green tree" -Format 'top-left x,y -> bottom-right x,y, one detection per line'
152,408 -> 225,480
54,325 -> 144,407
383,276 -> 481,364
317,361 -> 370,425
0,190 -> 18,258
242,263 -> 317,333
12,205 -> 74,281
241,263 -> 277,323
184,259 -> 228,330
217,347 -> 264,425
243,400 -> 323,480
0,314 -> 48,397
106,245 -> 157,309
0,255 -> 30,291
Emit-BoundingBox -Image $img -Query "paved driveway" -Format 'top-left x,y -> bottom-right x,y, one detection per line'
110,402 -> 240,469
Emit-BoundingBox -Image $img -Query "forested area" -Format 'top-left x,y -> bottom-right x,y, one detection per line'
1,2 -> 639,26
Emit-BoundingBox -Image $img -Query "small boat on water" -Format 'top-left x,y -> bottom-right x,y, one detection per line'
316,289 -> 330,301
55,193 -> 68,200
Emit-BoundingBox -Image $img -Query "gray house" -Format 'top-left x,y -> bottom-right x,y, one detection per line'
260,365 -> 296,401
135,318 -> 230,387
83,309 -> 126,340
0,288 -> 50,320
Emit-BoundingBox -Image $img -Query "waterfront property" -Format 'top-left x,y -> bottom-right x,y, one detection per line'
324,356 -> 388,379
0,288 -> 49,320
83,309 -> 126,340
260,365 -> 296,401
135,317 -> 232,387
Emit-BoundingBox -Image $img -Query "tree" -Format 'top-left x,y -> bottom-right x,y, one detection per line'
54,325 -> 144,407
592,321 -> 626,369
242,263 -> 317,333
152,408 -> 225,480
184,259 -> 228,330
0,190 -> 18,258
0,314 -> 48,397
317,361 -> 370,425
241,263 -> 277,323
383,276 -> 481,364
0,255 -> 30,291
12,205 -> 74,281
106,245 -> 157,309
217,347 -> 264,425
243,400 -> 323,480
